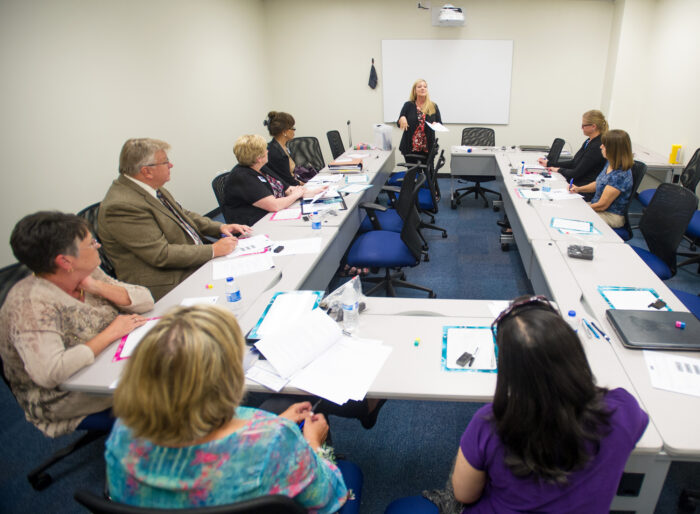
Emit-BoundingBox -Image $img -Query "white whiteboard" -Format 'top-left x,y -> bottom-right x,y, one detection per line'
381,40 -> 513,125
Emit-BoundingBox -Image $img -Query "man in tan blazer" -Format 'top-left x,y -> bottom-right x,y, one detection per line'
98,138 -> 251,301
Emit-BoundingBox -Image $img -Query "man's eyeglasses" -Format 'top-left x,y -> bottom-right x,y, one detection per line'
144,160 -> 170,167
490,295 -> 558,338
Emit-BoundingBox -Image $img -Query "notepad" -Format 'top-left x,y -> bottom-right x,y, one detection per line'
113,318 -> 161,361
247,291 -> 323,340
442,326 -> 497,373
598,286 -> 672,311
551,217 -> 593,233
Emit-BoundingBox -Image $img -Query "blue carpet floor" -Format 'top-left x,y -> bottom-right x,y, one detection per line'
1,180 -> 699,513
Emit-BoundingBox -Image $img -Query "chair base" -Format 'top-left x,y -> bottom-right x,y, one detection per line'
419,220 -> 448,240
452,183 -> 500,209
28,430 -> 105,490
362,269 -> 435,298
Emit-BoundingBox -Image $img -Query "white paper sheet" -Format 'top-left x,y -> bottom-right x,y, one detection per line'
253,291 -> 320,339
255,308 -> 342,378
426,121 -> 449,132
551,217 -> 593,233
346,174 -> 369,183
542,189 -> 582,201
488,301 -> 510,318
228,235 -> 271,257
600,288 -> 667,311
116,318 -> 160,359
445,327 -> 497,371
270,208 -> 302,220
307,174 -> 343,184
272,238 -> 322,255
644,350 -> 700,398
246,360 -> 289,392
179,296 -> 219,306
338,184 -> 372,194
332,157 -> 353,163
211,253 -> 274,280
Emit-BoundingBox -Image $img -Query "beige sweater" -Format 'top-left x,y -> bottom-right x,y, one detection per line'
0,268 -> 153,437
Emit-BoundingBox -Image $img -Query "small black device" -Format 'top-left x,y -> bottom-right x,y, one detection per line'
302,215 -> 309,222
456,351 -> 474,367
567,244 -> 594,260
273,245 -> 284,253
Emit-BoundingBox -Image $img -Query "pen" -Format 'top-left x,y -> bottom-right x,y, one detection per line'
468,346 -> 479,367
579,319 -> 592,339
589,321 -> 612,343
298,399 -> 323,431
568,178 -> 574,190
582,318 -> 599,339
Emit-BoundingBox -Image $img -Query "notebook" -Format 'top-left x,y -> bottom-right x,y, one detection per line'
605,309 -> 700,350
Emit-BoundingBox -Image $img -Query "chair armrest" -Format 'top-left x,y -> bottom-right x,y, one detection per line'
359,202 -> 388,231
397,162 -> 427,169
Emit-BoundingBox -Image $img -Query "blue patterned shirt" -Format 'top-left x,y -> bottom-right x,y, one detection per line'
105,406 -> 347,512
591,164 -> 633,216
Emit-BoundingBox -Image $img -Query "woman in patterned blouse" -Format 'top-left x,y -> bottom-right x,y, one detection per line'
570,129 -> 634,228
106,305 -> 353,512
0,211 -> 153,437
397,79 -> 442,163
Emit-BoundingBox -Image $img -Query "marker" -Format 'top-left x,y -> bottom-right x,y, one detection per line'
580,319 -> 593,339
298,399 -> 323,431
205,283 -> 213,289
676,321 -> 686,329
414,337 -> 421,347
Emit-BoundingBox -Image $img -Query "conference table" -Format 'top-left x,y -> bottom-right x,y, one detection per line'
62,144 -> 698,513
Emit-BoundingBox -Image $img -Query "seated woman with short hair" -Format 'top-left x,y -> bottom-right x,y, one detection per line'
222,134 -> 325,226
106,305 -> 355,512
0,211 -> 153,437
386,295 -> 648,514
570,129 -> 634,228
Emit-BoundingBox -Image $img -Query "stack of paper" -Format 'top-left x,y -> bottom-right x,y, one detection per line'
328,158 -> 363,173
247,308 -> 392,405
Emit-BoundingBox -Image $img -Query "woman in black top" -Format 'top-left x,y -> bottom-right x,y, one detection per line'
264,111 -> 302,187
222,135 -> 325,226
397,79 -> 442,162
538,109 -> 608,187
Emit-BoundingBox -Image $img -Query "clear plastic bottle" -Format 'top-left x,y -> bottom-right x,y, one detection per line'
341,285 -> 359,334
566,310 -> 578,333
520,160 -> 525,175
225,276 -> 243,317
311,211 -> 321,230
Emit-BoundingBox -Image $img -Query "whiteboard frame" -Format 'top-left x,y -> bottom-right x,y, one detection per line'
381,39 -> 513,125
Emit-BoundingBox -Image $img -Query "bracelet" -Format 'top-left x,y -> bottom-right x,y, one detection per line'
315,443 -> 336,463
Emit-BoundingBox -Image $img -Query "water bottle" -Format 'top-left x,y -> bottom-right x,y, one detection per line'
225,276 -> 243,317
341,286 -> 359,334
566,310 -> 578,333
311,211 -> 321,230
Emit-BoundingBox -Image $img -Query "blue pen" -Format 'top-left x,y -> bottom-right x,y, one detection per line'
298,399 -> 322,431
582,318 -> 599,339
568,178 -> 574,190
590,321 -> 612,343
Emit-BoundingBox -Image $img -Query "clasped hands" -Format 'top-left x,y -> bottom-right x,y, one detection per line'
279,401 -> 329,450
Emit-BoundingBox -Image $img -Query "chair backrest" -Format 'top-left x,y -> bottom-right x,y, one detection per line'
639,182 -> 698,276
326,130 -> 345,160
211,171 -> 230,210
77,202 -> 117,278
680,147 -> 700,193
545,138 -> 565,164
617,160 -> 648,240
287,137 -> 325,171
400,169 -> 428,262
420,142 -> 441,212
74,489 -> 307,514
394,165 -> 421,220
461,127 -> 495,146
0,262 -> 32,389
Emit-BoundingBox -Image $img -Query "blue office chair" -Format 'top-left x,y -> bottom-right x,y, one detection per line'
636,147 -> 700,208
451,127 -> 499,208
630,183 -> 698,279
347,169 -> 436,298
670,288 -> 700,320
612,160 -> 647,241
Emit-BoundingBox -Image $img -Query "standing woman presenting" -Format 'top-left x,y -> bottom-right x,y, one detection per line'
397,79 -> 442,162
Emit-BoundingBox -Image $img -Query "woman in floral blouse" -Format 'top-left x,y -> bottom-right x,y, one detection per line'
0,211 -> 153,437
397,79 -> 442,163
106,305 -> 356,512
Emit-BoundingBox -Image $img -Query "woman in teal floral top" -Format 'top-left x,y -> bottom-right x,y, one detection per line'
105,305 -> 350,512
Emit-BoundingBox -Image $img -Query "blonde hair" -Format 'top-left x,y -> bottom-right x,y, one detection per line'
602,129 -> 634,171
113,305 -> 246,446
119,138 -> 171,176
582,110 -> 609,137
233,134 -> 268,167
409,79 -> 436,116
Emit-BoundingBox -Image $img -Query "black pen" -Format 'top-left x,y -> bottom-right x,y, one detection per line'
589,321 -> 612,343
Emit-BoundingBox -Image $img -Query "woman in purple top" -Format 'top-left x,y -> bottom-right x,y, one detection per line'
386,295 -> 648,514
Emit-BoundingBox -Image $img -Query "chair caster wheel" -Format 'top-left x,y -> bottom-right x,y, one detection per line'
493,206 -> 500,212
29,472 -> 52,491
501,243 -> 510,251
441,232 -> 447,238
424,255 -> 430,262
400,273 -> 406,280
451,198 -> 456,209
429,292 -> 437,298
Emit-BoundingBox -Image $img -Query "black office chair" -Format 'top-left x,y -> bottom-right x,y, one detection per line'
630,183 -> 698,279
327,130 -> 345,160
637,147 -> 700,208
74,489 -> 307,514
348,168 -> 435,298
287,137 -> 325,171
77,202 -> 117,278
545,138 -> 565,164
0,262 -> 107,491
416,147 -> 448,239
211,171 -> 230,214
452,127 -> 499,208
612,160 -> 647,242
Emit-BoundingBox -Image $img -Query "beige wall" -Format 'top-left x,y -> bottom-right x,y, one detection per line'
0,0 -> 269,265
1,0 -> 697,266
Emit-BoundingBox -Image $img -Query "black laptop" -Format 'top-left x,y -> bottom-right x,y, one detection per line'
606,309 -> 700,350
